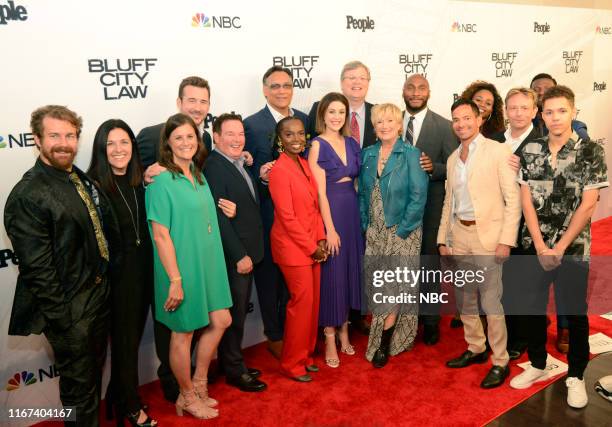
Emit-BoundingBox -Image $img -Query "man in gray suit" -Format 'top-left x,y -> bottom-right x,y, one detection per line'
402,74 -> 458,344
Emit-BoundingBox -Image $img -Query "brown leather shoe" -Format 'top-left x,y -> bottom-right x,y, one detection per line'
267,340 -> 283,359
556,328 -> 569,354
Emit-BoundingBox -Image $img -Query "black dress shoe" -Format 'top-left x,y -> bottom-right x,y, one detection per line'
292,374 -> 312,382
446,350 -> 488,368
226,373 -> 267,392
450,317 -> 463,328
480,365 -> 510,389
423,324 -> 440,345
305,364 -> 319,373
508,342 -> 527,360
248,368 -> 262,378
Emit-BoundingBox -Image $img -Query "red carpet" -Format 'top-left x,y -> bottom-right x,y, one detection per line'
37,217 -> 612,426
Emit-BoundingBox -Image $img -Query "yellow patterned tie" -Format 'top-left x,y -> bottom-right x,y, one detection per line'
68,172 -> 109,261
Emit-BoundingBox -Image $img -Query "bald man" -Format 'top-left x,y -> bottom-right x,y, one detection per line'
402,74 -> 458,344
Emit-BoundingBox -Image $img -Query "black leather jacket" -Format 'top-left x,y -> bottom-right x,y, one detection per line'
5,158 -> 120,336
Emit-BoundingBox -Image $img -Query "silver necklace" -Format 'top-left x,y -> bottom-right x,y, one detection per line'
115,181 -> 141,246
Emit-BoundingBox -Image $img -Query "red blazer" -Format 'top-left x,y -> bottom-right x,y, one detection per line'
269,153 -> 325,266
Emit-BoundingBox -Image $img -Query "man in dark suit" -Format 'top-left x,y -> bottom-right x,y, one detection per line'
307,60 -> 377,149
402,74 -> 458,345
5,105 -> 118,426
205,113 -> 267,392
137,76 -> 213,170
490,87 -> 541,360
243,66 -> 309,358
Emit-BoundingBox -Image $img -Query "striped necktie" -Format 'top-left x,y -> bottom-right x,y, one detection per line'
405,115 -> 415,145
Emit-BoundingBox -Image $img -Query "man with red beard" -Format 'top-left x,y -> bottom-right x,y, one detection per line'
402,74 -> 458,344
5,105 -> 117,426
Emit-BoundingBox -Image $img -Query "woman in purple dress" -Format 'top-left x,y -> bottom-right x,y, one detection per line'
308,92 -> 363,368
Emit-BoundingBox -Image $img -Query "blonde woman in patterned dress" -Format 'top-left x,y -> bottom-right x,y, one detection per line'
358,103 -> 429,368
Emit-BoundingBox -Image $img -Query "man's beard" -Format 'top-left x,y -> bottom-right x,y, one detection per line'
40,145 -> 76,170
404,96 -> 429,114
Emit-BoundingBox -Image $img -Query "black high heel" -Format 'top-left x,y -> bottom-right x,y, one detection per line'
124,410 -> 157,427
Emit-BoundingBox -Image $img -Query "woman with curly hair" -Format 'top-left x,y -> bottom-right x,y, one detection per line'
460,80 -> 505,138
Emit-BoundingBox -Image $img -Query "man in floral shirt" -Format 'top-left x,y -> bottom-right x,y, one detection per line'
510,85 -> 608,409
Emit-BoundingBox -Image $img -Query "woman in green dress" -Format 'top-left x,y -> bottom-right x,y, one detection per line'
146,113 -> 232,420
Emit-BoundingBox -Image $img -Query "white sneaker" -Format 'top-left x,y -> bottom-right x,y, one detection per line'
566,377 -> 588,408
510,366 -> 548,389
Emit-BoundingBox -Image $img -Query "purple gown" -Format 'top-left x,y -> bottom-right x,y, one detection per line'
314,136 -> 364,327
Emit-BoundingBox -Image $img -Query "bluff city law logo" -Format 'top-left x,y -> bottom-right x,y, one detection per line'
399,54 -> 433,78
596,25 -> 611,35
346,15 -> 375,32
6,371 -> 37,391
491,52 -> 517,78
534,22 -> 550,34
272,56 -> 319,89
451,21 -> 477,32
0,1 -> 27,25
0,132 -> 34,149
563,51 -> 582,73
87,58 -> 158,100
192,13 -> 241,29
594,81 -> 607,92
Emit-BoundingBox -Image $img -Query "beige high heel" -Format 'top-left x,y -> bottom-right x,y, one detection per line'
193,376 -> 218,407
175,389 -> 218,419
324,327 -> 340,368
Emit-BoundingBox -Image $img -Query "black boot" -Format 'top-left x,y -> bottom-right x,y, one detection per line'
372,326 -> 395,368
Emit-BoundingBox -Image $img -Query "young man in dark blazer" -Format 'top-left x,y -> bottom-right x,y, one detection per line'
402,74 -> 458,344
490,87 -> 541,360
205,113 -> 266,392
307,60 -> 377,150
243,66 -> 309,358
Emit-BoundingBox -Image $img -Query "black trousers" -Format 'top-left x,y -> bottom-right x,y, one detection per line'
419,226 -> 441,326
106,275 -> 151,415
254,207 -> 288,342
218,266 -> 254,379
45,279 -> 110,427
501,249 -> 529,348
521,250 -> 590,378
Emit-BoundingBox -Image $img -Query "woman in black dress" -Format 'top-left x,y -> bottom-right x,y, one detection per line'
87,119 -> 156,426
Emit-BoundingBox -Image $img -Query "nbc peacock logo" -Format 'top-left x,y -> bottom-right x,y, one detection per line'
192,13 -> 211,28
0,135 -> 6,149
451,21 -> 459,32
6,371 -> 37,391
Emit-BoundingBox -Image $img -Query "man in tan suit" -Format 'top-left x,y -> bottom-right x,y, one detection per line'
437,98 -> 521,388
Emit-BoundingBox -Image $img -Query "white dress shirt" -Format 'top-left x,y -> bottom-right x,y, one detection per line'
453,134 -> 483,221
267,103 -> 295,123
503,123 -> 533,154
402,107 -> 428,145
349,103 -> 366,147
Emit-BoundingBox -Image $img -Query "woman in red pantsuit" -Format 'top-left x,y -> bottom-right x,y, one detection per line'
267,117 -> 327,382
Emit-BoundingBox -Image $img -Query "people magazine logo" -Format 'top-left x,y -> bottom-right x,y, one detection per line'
345,15 -> 375,32
0,1 -> 28,25
191,13 -> 241,29
451,21 -> 477,33
5,371 -> 37,391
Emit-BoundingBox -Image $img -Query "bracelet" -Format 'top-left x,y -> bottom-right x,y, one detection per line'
169,276 -> 182,283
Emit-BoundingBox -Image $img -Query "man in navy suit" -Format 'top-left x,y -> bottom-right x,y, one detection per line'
243,66 -> 309,359
307,60 -> 376,150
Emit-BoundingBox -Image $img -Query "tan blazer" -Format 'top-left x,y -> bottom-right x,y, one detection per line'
437,135 -> 521,252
